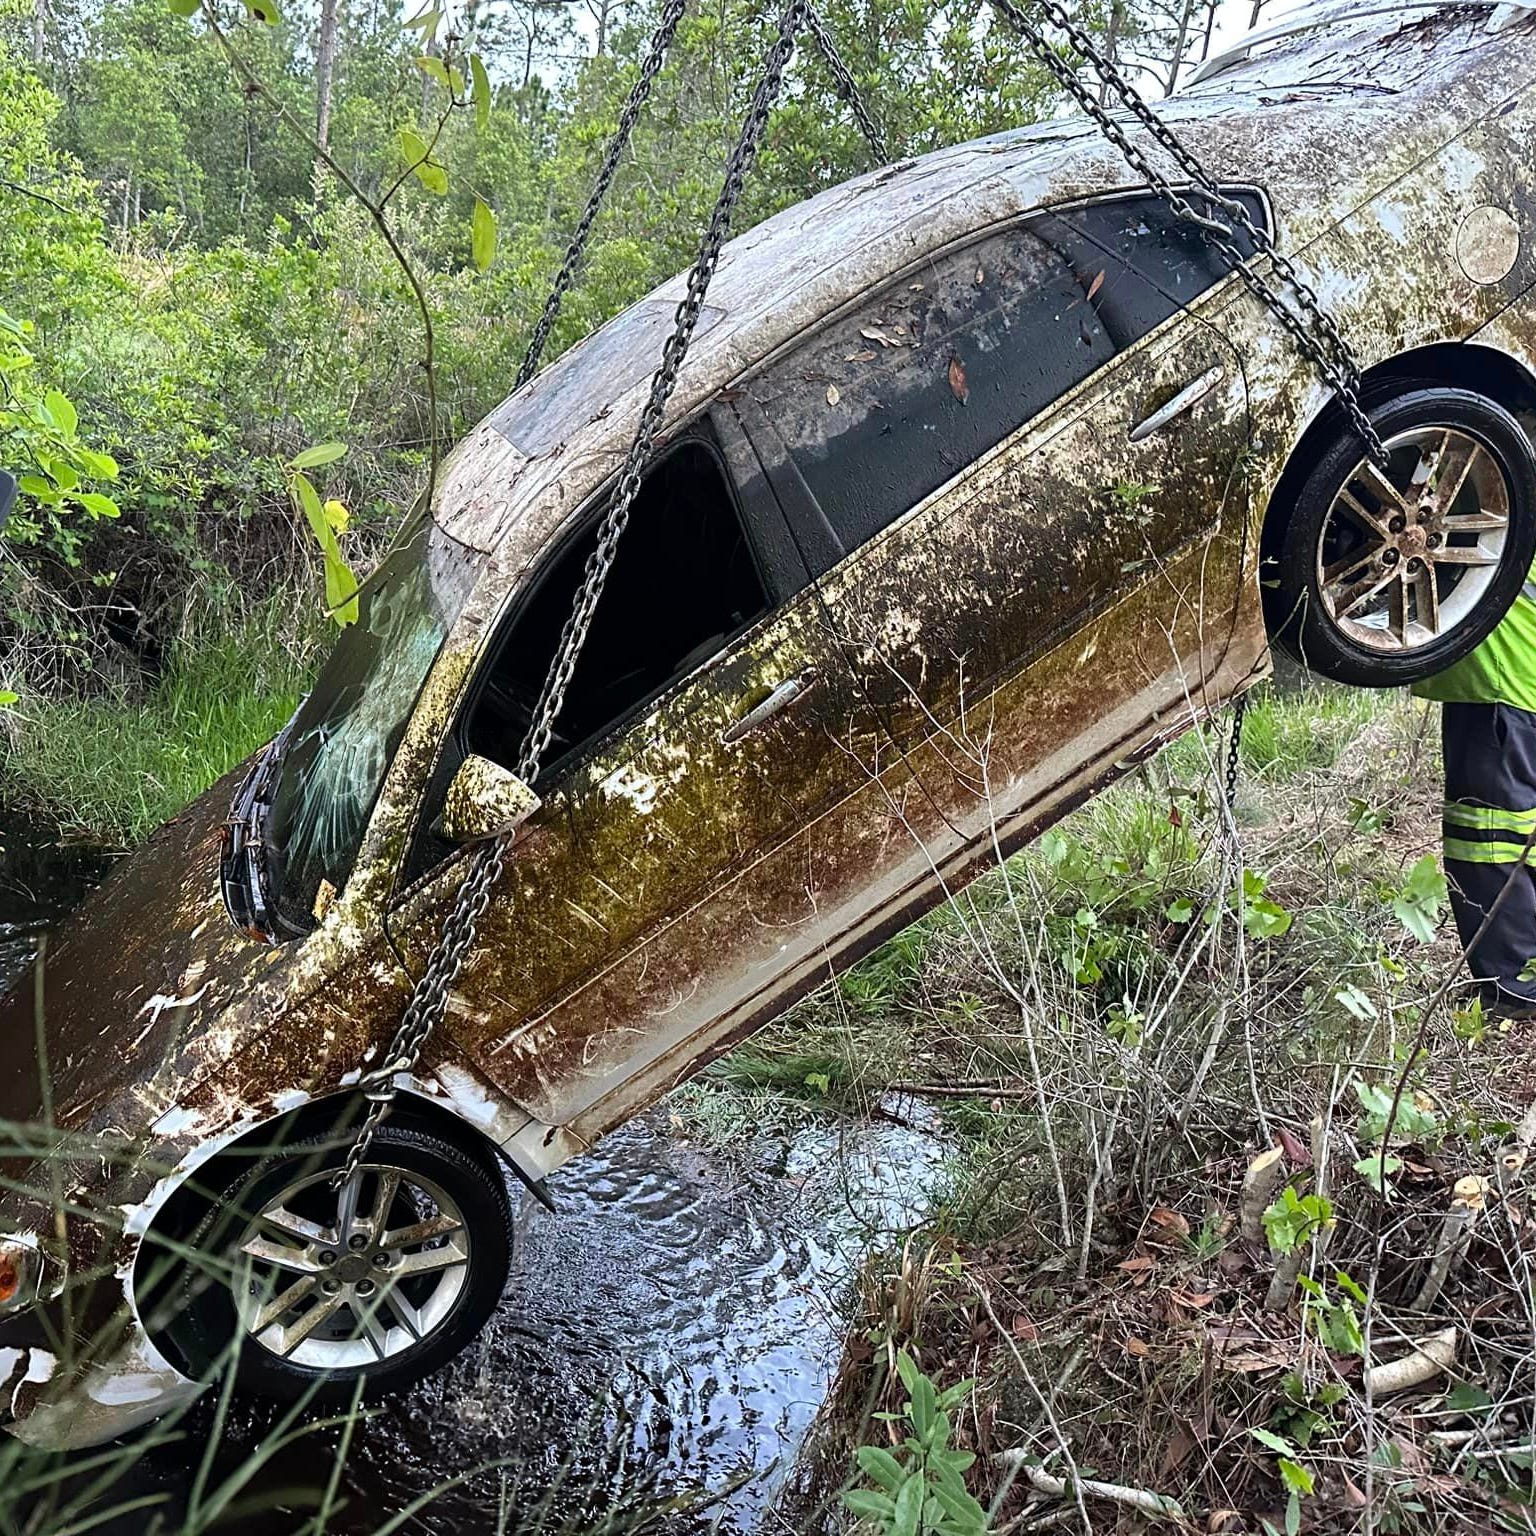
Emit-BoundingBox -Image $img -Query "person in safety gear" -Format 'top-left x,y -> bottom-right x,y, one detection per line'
1414,564 -> 1536,1018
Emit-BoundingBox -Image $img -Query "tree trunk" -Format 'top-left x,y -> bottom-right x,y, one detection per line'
31,0 -> 45,66
1097,0 -> 1123,106
1165,0 -> 1197,95
315,0 -> 341,174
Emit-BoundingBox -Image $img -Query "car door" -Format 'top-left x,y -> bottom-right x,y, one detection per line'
741,191 -> 1259,824
383,415 -> 889,1160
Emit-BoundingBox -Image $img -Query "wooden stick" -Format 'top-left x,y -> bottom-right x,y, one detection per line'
994,1450 -> 1186,1521
1363,1327 -> 1458,1397
1412,1176 -> 1487,1312
1240,1145 -> 1286,1244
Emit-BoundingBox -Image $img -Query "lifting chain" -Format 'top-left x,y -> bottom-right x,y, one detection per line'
805,2 -> 887,163
988,0 -> 1388,467
1225,691 -> 1247,816
515,0 -> 690,391
331,0 -> 812,1189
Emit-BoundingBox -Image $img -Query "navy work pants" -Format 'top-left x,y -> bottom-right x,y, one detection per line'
1441,701 -> 1536,1004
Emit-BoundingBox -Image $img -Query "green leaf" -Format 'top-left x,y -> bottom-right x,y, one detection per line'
1393,854 -> 1446,944
842,1489 -> 896,1520
1165,897 -> 1194,923
403,6 -> 441,37
167,0 -> 201,14
855,1445 -> 906,1494
472,198 -> 497,271
242,0 -> 279,22
1446,1381 -> 1494,1415
469,53 -> 491,130
1278,1458 -> 1315,1496
293,472 -> 327,543
75,448 -> 119,480
43,390 -> 77,437
413,157 -> 448,194
415,55 -> 452,89
934,1379 -> 975,1412
1250,1427 -> 1294,1457
890,1473 -> 924,1536
0,692 -> 18,709
1353,1152 -> 1402,1194
73,491 -> 119,519
289,441 -> 348,470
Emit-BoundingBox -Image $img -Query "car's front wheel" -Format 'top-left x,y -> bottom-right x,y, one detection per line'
161,1120 -> 512,1403
1265,386 -> 1536,687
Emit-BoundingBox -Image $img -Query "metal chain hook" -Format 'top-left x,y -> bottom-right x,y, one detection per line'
331,0 -> 813,1189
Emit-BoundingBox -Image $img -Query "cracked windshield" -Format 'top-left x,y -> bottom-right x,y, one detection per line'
2,0 -> 1536,1533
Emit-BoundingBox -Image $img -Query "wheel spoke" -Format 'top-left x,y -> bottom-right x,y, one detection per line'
250,1271 -> 318,1334
1331,566 -> 1396,620
1389,572 -> 1408,646
1429,439 -> 1482,520
1357,460 -> 1414,518
1413,563 -> 1441,635
240,1235 -> 320,1275
385,1289 -> 424,1341
1334,484 -> 1392,541
393,1238 -> 470,1277
1440,509 -> 1508,533
369,1168 -> 402,1234
359,1299 -> 392,1360
271,1290 -> 348,1357
382,1213 -> 463,1250
1322,548 -> 1379,586
1429,544 -> 1501,567
258,1205 -> 332,1247
334,1173 -> 363,1245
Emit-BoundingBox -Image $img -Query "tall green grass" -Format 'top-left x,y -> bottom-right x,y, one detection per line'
1,602 -> 317,846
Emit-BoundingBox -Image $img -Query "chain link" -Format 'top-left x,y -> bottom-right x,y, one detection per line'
515,0 -> 690,393
988,0 -> 1387,466
332,0 -> 811,1187
805,2 -> 887,163
1225,691 -> 1247,815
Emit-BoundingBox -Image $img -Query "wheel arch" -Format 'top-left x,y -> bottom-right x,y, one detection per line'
1259,340 -> 1536,569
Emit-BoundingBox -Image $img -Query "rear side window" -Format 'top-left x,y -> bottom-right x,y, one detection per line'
745,228 -> 1114,553
747,190 -> 1265,557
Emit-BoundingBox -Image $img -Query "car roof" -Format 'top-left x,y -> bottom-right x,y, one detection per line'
1188,0 -> 1536,86
433,0 -> 1529,554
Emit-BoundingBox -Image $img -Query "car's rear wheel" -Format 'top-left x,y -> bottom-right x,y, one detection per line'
1265,387 -> 1536,687
161,1121 -> 511,1403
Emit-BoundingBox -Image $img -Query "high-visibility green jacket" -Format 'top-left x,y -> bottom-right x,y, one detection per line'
1413,561 -> 1536,713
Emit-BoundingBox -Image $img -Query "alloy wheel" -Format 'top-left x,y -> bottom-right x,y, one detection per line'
233,1162 -> 470,1369
1316,425 -> 1511,653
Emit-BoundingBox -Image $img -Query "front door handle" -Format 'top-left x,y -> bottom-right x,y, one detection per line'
1128,365 -> 1226,442
721,672 -> 817,744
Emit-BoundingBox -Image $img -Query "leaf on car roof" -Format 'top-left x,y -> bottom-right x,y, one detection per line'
826,384 -> 841,406
948,355 -> 968,406
1087,269 -> 1106,302
844,349 -> 877,363
861,326 -> 896,347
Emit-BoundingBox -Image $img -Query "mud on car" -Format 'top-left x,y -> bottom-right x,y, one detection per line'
2,0 -> 1535,1449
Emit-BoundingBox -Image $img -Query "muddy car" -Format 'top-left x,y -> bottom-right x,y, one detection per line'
2,0 -> 1535,1449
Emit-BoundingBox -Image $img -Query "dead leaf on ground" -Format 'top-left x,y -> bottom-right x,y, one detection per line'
1277,1125 -> 1311,1164
1118,1254 -> 1156,1288
1146,1207 -> 1191,1243
861,325 -> 895,347
826,384 -> 840,406
1124,1335 -> 1152,1358
1010,1314 -> 1038,1340
1171,1290 -> 1216,1310
844,349 -> 877,363
948,356 -> 969,405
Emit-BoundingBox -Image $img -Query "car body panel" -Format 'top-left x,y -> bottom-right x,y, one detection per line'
0,1 -> 1534,1446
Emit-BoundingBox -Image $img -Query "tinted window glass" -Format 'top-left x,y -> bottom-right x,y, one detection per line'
748,191 -> 1266,555
747,229 -> 1114,552
1033,191 -> 1265,349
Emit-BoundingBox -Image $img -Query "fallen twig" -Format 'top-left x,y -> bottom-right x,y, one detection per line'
1412,1176 -> 1487,1312
1240,1145 -> 1285,1244
994,1450 -> 1187,1522
1364,1327 -> 1458,1397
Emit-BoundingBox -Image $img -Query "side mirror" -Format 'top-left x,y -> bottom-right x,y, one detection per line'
0,471 -> 15,532
439,754 -> 541,844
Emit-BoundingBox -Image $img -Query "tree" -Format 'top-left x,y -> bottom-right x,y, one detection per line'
315,0 -> 340,166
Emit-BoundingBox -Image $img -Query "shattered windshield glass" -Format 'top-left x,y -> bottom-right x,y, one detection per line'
266,511 -> 480,932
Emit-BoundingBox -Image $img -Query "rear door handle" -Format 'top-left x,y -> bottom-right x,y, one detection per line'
721,672 -> 816,744
1128,365 -> 1226,442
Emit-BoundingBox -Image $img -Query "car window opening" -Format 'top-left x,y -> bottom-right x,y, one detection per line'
467,438 -> 770,779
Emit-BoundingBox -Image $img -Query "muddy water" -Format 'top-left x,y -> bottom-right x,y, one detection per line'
0,811 -> 944,1533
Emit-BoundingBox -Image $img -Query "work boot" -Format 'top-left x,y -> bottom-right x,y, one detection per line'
1480,983 -> 1536,1023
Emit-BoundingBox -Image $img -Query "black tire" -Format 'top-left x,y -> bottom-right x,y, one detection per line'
153,1120 -> 511,1404
1265,387 -> 1536,687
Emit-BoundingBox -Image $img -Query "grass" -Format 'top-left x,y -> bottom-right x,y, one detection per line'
687,680 -> 1536,1534
0,598 -> 317,846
